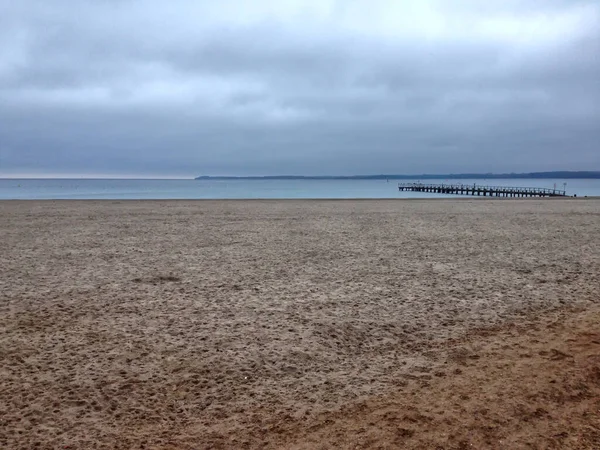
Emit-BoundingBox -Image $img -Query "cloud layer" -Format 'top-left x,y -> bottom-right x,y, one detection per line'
1,0 -> 599,176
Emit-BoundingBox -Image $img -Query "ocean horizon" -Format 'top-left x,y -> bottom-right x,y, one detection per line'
1,178 -> 600,200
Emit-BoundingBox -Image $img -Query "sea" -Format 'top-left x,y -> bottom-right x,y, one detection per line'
1,178 -> 599,200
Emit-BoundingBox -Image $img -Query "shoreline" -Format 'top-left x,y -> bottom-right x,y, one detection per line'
1,196 -> 598,202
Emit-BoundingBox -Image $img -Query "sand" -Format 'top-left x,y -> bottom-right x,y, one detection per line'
1,198 -> 599,449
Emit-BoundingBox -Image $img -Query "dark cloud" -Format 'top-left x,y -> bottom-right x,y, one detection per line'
0,0 -> 599,177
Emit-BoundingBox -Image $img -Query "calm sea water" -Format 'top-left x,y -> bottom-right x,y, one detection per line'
1,178 -> 599,200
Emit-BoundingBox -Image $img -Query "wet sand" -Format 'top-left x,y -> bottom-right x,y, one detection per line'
1,199 -> 599,449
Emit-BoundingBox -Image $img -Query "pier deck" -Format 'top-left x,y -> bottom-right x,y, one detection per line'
398,183 -> 567,197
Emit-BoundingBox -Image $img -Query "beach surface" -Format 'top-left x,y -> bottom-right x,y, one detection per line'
1,199 -> 599,449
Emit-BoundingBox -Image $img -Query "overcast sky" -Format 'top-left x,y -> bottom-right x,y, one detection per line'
0,0 -> 598,177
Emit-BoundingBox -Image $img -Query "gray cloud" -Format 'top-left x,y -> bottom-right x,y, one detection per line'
1,0 -> 599,177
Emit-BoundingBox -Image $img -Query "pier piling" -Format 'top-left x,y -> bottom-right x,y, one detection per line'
398,183 -> 567,198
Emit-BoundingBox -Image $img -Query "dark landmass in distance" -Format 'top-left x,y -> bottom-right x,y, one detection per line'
196,171 -> 600,180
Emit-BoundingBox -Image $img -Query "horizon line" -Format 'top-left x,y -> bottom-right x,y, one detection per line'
2,170 -> 600,180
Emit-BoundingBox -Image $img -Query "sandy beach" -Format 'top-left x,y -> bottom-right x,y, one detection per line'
1,199 -> 599,449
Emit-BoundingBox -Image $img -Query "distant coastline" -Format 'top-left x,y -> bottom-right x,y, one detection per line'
195,171 -> 600,180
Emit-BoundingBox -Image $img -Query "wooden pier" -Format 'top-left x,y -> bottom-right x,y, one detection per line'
398,183 -> 567,197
